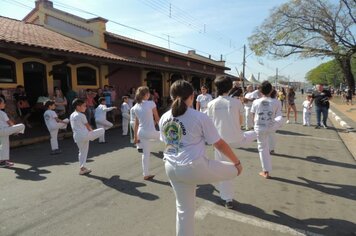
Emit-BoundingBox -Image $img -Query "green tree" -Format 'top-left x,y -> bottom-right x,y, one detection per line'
306,56 -> 356,87
248,0 -> 356,93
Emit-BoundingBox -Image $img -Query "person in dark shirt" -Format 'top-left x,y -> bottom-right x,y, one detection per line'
13,85 -> 32,128
309,84 -> 332,129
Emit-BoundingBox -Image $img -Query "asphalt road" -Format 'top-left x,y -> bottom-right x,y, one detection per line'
1,107 -> 356,236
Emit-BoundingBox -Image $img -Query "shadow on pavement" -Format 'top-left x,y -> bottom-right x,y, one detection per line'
273,153 -> 356,169
85,174 -> 159,201
276,130 -> 310,136
196,184 -> 356,235
272,176 -> 356,201
5,166 -> 51,181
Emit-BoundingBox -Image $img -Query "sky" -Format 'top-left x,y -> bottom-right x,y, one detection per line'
0,0 -> 331,82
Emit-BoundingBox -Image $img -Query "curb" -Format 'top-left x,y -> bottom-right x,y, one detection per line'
328,109 -> 356,160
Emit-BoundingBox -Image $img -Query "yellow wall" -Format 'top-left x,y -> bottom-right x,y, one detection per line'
25,3 -> 107,49
0,53 -> 103,95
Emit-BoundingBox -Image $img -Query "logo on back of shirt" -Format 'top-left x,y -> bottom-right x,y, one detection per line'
162,119 -> 183,155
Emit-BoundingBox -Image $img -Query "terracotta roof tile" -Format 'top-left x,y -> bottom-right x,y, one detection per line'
0,16 -> 130,62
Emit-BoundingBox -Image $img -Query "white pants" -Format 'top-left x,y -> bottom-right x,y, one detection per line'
138,128 -> 159,176
48,119 -> 68,150
76,128 -> 105,168
256,130 -> 272,172
303,111 -> 311,126
95,119 -> 113,142
165,157 -> 237,236
244,106 -> 253,129
122,114 -> 130,135
0,124 -> 25,161
215,130 -> 257,201
269,132 -> 276,151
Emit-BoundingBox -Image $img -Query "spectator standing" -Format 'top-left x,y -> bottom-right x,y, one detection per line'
196,85 -> 213,113
13,85 -> 32,128
309,84 -> 332,129
302,95 -> 313,126
53,87 -> 67,118
286,87 -> 297,124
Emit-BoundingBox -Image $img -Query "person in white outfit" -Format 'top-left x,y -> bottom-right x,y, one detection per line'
243,85 -> 254,130
130,104 -> 143,152
159,80 -> 243,236
121,96 -> 130,136
196,85 -> 213,113
132,86 -> 160,180
268,89 -> 283,154
251,81 -> 283,179
0,97 -> 25,168
70,98 -> 105,175
43,100 -> 69,155
95,97 -> 117,144
207,76 -> 256,209
302,95 -> 313,126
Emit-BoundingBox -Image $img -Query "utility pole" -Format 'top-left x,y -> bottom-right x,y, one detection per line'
242,44 -> 246,89
275,68 -> 278,88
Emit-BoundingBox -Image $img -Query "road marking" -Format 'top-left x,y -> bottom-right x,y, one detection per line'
276,134 -> 341,142
195,202 -> 324,236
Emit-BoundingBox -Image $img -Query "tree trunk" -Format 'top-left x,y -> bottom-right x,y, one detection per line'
336,56 -> 355,94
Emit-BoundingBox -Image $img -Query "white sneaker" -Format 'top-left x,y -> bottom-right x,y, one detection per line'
286,120 -> 290,124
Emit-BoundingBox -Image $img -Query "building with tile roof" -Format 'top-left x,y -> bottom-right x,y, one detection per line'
0,0 -> 231,122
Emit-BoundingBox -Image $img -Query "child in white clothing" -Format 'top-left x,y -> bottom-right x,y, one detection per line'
94,97 -> 117,143
251,81 -> 283,179
43,100 -> 69,155
196,85 -> 213,113
302,95 -> 313,126
121,96 -> 130,136
207,76 -> 256,209
0,98 -> 25,168
70,98 -> 105,175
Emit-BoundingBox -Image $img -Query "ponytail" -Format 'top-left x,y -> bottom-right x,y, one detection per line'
171,97 -> 187,117
170,80 -> 193,117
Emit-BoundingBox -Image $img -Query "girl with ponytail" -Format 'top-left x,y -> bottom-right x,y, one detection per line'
132,86 -> 160,180
159,80 -> 243,236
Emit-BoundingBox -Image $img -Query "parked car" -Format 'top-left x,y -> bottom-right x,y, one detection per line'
306,87 -> 314,94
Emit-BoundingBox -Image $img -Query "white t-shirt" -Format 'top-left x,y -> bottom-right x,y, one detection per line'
95,104 -> 115,121
132,100 -> 156,131
70,111 -> 88,142
196,93 -> 213,112
244,90 -> 260,107
130,104 -> 137,124
251,97 -> 282,132
0,110 -> 10,128
206,96 -> 244,144
121,102 -> 130,116
302,100 -> 312,113
43,109 -> 58,130
159,108 -> 220,165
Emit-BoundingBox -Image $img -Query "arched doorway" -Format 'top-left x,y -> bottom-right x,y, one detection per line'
23,61 -> 47,106
146,71 -> 162,98
53,64 -> 72,96
170,73 -> 182,84
191,76 -> 201,92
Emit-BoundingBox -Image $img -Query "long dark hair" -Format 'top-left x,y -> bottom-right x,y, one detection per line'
170,80 -> 194,117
